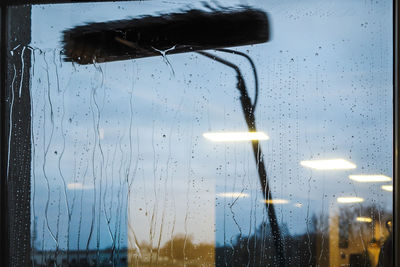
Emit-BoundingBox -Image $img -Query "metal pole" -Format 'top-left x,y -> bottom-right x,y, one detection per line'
198,51 -> 286,267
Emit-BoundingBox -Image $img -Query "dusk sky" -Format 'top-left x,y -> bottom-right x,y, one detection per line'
25,0 -> 393,253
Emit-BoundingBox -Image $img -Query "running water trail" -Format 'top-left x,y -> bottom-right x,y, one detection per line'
229,189 -> 244,252
55,187 -> 62,263
93,62 -> 105,264
104,138 -> 120,264
349,180 -> 367,254
183,121 -> 194,267
77,156 -> 89,264
7,62 -> 16,180
52,49 -> 61,93
246,184 -> 253,267
19,46 -> 26,98
126,61 -> 142,264
53,51 -> 75,263
114,137 -> 125,262
149,120 -> 160,266
102,148 -> 115,265
168,96 -> 185,265
155,85 -> 182,266
86,65 -> 99,258
29,47 -> 37,267
318,179 -> 327,263
42,51 -> 59,250
86,61 -> 106,261
41,220 -> 46,264
152,45 -> 177,77
7,46 -> 24,177
306,174 -> 312,266
222,108 -> 227,267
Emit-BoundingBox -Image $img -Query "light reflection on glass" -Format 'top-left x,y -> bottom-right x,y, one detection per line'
356,217 -> 373,223
349,174 -> 391,183
217,192 -> 249,198
300,159 -> 356,170
381,185 -> 393,192
337,197 -> 364,203
98,128 -> 105,139
261,199 -> 289,204
66,183 -> 93,190
203,131 -> 269,142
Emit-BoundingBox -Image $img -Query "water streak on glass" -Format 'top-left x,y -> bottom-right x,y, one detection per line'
10,0 -> 394,266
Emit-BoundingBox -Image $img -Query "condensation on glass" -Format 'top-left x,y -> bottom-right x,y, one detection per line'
6,0 -> 393,266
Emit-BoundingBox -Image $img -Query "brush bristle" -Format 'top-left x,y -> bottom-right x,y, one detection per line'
62,7 -> 269,64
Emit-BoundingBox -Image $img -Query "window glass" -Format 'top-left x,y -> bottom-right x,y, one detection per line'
9,0 -> 393,266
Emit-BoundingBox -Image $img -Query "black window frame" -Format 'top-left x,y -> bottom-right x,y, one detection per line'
0,0 -> 398,266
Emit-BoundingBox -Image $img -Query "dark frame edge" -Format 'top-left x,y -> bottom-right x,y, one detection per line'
0,4 -> 9,267
0,1 -> 396,266
394,0 -> 399,265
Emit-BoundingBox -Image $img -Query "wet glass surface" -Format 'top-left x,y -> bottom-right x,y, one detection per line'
7,0 -> 394,266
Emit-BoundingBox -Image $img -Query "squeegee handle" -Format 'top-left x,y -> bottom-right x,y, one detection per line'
238,78 -> 286,267
198,51 -> 286,266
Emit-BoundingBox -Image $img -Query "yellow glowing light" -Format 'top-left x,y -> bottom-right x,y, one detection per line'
262,199 -> 289,204
349,174 -> 391,183
217,192 -> 249,198
337,197 -> 364,203
203,131 -> 269,142
67,183 -> 93,190
300,159 -> 356,170
356,217 -> 373,223
381,185 -> 393,192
